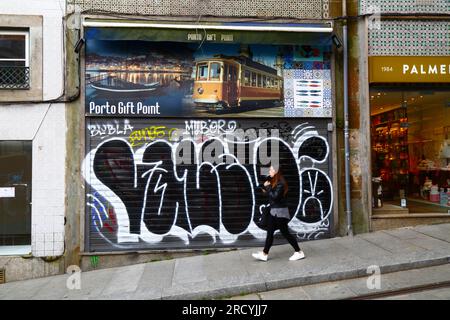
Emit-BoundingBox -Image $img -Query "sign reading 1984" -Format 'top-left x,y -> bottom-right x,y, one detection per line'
381,66 -> 393,72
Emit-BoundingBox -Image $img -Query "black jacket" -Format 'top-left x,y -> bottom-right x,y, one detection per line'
264,180 -> 288,208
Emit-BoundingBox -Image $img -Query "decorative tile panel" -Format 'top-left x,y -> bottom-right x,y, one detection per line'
360,0 -> 450,15
67,0 -> 327,19
283,47 -> 333,117
369,20 -> 450,56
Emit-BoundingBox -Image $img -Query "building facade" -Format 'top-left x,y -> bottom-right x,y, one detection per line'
66,0 -> 344,269
0,0 -> 68,281
350,0 -> 450,231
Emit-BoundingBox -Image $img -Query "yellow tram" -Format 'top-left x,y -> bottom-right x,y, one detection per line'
192,55 -> 283,111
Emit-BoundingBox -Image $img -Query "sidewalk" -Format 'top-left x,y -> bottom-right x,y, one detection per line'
1,223 -> 450,300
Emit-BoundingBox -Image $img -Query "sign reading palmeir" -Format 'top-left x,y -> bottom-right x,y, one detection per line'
84,26 -> 333,118
369,56 -> 450,83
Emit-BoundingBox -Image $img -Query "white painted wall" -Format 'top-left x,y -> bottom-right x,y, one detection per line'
0,0 -> 66,257
0,103 -> 66,256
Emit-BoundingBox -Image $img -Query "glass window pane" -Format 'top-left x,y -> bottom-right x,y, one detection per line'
210,62 -> 221,80
370,88 -> 450,214
197,64 -> 208,80
0,34 -> 26,60
223,64 -> 228,81
0,60 -> 26,67
244,70 -> 250,86
0,141 -> 32,246
229,65 -> 235,81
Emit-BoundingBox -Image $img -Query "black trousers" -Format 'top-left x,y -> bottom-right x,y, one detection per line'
263,214 -> 300,254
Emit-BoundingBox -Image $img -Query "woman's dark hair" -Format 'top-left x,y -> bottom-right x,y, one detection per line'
270,166 -> 288,196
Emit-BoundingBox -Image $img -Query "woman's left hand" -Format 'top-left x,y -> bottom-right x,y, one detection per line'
264,181 -> 271,187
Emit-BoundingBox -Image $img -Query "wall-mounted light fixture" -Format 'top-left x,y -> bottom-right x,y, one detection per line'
331,34 -> 342,49
74,37 -> 85,53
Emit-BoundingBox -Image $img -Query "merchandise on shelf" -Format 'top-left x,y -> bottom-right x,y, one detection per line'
418,159 -> 437,170
371,107 -> 409,200
446,186 -> 450,207
421,177 -> 433,200
430,185 -> 440,203
440,188 -> 448,207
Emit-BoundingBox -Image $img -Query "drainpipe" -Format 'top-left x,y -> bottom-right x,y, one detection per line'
343,0 -> 353,236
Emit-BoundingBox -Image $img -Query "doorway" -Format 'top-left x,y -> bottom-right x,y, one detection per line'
370,87 -> 450,214
0,141 -> 32,254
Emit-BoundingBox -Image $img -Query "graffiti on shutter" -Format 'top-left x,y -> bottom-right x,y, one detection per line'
84,118 -> 333,251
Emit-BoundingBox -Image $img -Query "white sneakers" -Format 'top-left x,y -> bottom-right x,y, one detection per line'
252,252 -> 268,262
252,250 -> 306,261
289,250 -> 306,261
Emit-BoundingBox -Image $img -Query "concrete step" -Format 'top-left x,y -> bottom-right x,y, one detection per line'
227,264 -> 450,300
373,203 -> 410,215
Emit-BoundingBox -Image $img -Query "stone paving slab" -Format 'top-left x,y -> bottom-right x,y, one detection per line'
131,259 -> 175,300
228,293 -> 260,300
67,268 -> 117,300
415,224 -> 450,243
358,231 -> 429,255
376,287 -> 450,300
259,286 -> 311,300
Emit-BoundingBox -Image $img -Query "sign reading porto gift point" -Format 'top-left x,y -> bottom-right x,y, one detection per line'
84,26 -> 333,118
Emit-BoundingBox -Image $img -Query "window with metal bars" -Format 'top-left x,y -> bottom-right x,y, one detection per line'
0,31 -> 30,89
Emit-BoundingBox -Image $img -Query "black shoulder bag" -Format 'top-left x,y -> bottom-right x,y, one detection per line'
257,205 -> 271,230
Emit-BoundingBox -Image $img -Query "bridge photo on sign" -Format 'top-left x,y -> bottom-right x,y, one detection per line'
84,28 -> 332,118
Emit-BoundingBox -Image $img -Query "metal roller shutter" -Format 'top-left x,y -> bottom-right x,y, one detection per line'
84,118 -> 333,252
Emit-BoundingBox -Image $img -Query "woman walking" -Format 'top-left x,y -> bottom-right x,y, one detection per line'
252,165 -> 305,262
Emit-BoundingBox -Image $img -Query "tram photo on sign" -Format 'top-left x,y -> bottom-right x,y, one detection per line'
84,27 -> 332,118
